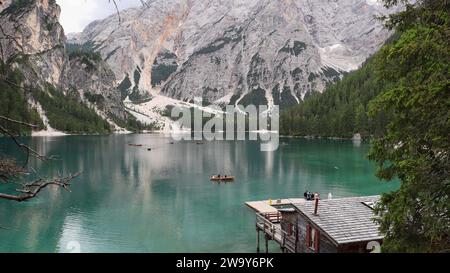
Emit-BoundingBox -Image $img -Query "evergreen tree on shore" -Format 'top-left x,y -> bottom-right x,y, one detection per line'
369,0 -> 449,252
281,0 -> 449,252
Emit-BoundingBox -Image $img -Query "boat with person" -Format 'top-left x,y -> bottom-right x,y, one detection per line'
210,175 -> 235,182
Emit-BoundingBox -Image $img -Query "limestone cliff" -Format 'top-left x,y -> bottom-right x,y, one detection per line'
0,0 -> 135,132
71,0 -> 395,110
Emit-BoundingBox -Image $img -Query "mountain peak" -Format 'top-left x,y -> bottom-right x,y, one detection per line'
65,0 -> 396,128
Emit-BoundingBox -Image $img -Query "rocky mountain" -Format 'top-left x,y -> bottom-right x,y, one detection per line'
0,0 -> 66,88
64,50 -> 129,121
0,0 -> 397,132
0,0 -> 137,134
71,0 -> 395,114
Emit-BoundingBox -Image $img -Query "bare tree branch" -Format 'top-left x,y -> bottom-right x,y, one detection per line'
0,123 -> 51,163
0,157 -> 27,182
110,0 -> 121,23
0,172 -> 80,202
0,2 -> 82,204
140,0 -> 150,8
0,116 -> 76,202
0,116 -> 78,202
0,115 -> 38,128
109,0 -> 150,24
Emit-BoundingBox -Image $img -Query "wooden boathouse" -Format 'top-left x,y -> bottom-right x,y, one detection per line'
245,195 -> 383,253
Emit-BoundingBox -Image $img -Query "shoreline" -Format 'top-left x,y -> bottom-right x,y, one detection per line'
279,135 -> 366,141
13,127 -> 370,141
31,130 -> 68,137
23,131 -> 368,143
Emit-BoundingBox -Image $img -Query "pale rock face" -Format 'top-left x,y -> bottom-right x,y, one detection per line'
64,56 -> 129,120
0,0 -> 66,87
0,0 -> 132,130
72,0 -> 394,109
0,0 -> 396,129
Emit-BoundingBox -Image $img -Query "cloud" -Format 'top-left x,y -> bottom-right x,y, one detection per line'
56,0 -> 143,33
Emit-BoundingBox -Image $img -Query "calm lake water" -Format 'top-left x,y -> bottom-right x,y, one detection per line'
0,134 -> 399,253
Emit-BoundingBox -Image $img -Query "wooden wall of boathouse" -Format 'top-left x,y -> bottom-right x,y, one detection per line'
280,209 -> 383,253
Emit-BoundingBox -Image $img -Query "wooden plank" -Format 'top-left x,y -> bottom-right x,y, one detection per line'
245,201 -> 279,214
293,196 -> 382,245
246,197 -> 306,253
245,198 -> 306,214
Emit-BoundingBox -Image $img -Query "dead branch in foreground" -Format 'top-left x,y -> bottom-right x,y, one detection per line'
0,116 -> 55,163
109,0 -> 149,23
0,172 -> 80,202
0,114 -> 79,202
0,157 -> 27,182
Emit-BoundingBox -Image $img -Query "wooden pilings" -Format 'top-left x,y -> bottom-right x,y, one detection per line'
265,234 -> 269,253
256,227 -> 269,253
256,228 -> 260,253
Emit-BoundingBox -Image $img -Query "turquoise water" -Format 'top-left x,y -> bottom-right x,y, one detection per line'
0,135 -> 399,253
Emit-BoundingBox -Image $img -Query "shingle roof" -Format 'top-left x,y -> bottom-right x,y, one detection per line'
292,195 -> 383,245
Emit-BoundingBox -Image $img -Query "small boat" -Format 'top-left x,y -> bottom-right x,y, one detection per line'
210,175 -> 235,182
128,144 -> 143,147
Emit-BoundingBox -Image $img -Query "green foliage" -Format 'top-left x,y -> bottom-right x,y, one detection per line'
69,51 -> 101,67
272,85 -> 298,111
280,57 -> 390,138
108,113 -> 156,132
67,42 -> 102,71
195,39 -> 230,55
322,67 -> 341,83
0,62 -> 44,135
161,105 -> 175,118
117,75 -> 132,100
280,2 -> 449,252
133,67 -> 141,86
308,73 -> 317,82
32,86 -> 111,134
194,29 -> 242,56
151,64 -> 178,87
128,90 -> 152,104
368,0 -> 450,252
66,42 -> 95,55
45,21 -> 55,32
280,41 -> 307,56
238,88 -> 268,107
84,92 -> 105,105
229,93 -> 241,106
125,67 -> 153,103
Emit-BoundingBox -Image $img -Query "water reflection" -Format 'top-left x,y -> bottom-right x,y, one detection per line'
352,139 -> 362,147
0,135 -> 398,252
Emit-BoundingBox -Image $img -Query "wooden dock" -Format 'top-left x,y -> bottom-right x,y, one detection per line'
245,198 -> 306,253
245,198 -> 305,213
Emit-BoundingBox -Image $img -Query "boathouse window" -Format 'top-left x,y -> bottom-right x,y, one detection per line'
306,224 -> 320,252
287,222 -> 294,236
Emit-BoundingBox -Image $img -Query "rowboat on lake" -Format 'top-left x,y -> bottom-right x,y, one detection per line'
210,175 -> 235,182
128,144 -> 143,147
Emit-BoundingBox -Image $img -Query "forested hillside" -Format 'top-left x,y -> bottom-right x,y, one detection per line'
0,62 -> 44,135
280,0 -> 450,252
280,52 -> 393,138
0,0 -> 153,135
0,61 -> 111,135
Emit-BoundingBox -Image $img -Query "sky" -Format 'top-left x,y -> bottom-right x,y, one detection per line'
56,0 -> 143,34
